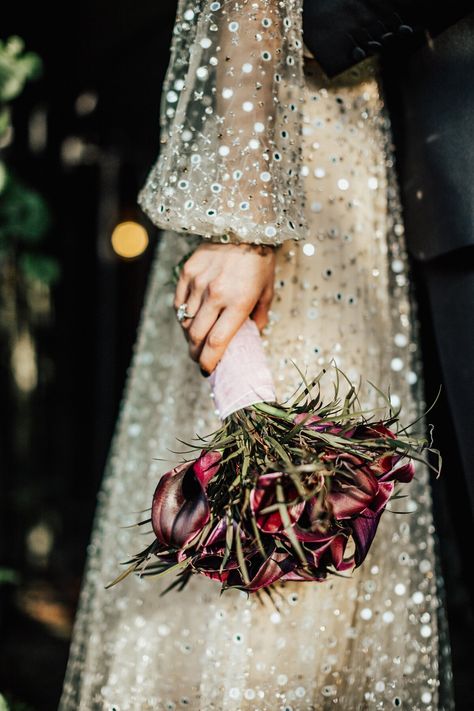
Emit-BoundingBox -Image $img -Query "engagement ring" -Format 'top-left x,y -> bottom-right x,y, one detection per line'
176,302 -> 195,323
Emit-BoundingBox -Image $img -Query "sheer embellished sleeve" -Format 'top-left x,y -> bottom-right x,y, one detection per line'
137,0 -> 308,247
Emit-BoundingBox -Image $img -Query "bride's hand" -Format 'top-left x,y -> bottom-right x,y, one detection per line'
174,240 -> 277,375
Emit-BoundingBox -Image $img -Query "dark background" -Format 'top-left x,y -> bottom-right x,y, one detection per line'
1,2 -> 473,709
1,2 -> 176,708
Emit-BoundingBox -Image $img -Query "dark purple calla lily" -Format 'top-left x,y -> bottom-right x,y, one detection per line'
192,517 -> 255,584
204,517 -> 228,547
195,553 -> 241,584
205,544 -> 299,592
193,450 -> 223,487
240,549 -> 298,591
197,518 -> 304,591
151,450 -> 222,549
375,454 -> 416,483
351,422 -> 397,441
329,532 -> 355,571
250,472 -> 306,533
370,481 -> 394,514
287,521 -> 355,573
280,567 -> 327,583
346,451 -> 412,567
249,469 -> 359,578
350,509 -> 383,567
202,517 -> 250,553
291,522 -> 336,543
326,466 -> 380,519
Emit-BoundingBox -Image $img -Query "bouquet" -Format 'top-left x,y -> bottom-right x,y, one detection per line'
106,255 -> 441,603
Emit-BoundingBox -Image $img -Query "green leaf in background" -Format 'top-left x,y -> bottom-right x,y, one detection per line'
0,35 -> 42,104
0,105 -> 10,142
0,693 -> 36,711
0,567 -> 20,585
0,174 -> 51,248
0,160 -> 6,194
19,252 -> 61,286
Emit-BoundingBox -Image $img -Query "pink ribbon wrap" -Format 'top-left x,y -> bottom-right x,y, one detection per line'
208,317 -> 277,420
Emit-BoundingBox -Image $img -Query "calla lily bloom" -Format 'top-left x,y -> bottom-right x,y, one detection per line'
151,450 -> 222,549
250,472 -> 306,533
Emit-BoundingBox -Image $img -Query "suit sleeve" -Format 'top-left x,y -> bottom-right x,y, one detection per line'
302,0 -> 473,78
137,0 -> 309,247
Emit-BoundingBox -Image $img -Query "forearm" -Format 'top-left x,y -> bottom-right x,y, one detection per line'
137,0 -> 308,247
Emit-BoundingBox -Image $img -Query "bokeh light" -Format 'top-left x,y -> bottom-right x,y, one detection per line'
111,221 -> 149,258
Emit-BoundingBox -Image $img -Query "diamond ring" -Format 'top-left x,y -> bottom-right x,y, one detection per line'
176,302 -> 195,323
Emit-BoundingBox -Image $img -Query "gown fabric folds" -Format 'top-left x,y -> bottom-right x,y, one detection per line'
59,1 -> 454,708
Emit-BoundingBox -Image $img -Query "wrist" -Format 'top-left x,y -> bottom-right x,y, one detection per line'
235,242 -> 277,257
204,232 -> 280,255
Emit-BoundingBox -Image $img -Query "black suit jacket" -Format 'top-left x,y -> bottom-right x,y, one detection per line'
302,1 -> 474,261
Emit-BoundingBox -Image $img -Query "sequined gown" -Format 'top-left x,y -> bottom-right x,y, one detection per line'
59,1 -> 453,708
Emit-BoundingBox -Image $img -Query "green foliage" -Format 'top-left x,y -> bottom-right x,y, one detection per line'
0,173 -> 60,285
0,567 -> 20,585
0,173 -> 51,247
19,252 -> 60,286
0,161 -> 6,193
0,106 -> 10,138
0,35 -> 42,105
0,36 -> 59,287
0,693 -> 36,711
